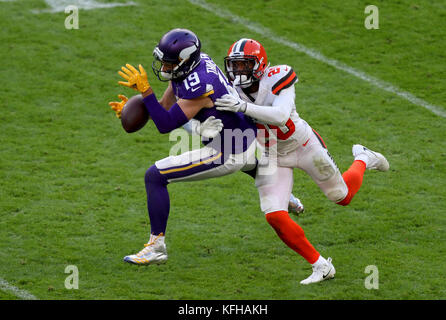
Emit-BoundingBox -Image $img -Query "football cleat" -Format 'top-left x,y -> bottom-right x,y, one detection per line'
300,257 -> 336,285
123,233 -> 168,265
288,194 -> 305,215
352,144 -> 389,172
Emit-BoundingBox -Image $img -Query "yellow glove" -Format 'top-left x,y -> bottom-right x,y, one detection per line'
108,94 -> 128,118
118,63 -> 151,93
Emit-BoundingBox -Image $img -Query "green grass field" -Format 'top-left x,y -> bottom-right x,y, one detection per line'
1,0 -> 445,300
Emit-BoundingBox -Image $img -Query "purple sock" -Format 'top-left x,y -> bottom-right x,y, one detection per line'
145,165 -> 170,235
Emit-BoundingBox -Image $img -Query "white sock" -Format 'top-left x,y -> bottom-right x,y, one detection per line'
312,255 -> 327,267
355,153 -> 369,167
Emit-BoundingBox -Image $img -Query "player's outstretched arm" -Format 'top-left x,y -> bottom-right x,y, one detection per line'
142,94 -> 212,134
119,64 -> 175,110
215,87 -> 295,127
117,63 -> 213,134
117,63 -> 183,134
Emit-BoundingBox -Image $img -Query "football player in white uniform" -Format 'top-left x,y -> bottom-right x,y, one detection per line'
215,39 -> 389,285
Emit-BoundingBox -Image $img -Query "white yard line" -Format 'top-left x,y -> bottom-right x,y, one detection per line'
0,278 -> 38,300
32,0 -> 137,13
189,0 -> 446,118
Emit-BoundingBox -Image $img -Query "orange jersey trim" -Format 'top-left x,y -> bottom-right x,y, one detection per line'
272,70 -> 297,95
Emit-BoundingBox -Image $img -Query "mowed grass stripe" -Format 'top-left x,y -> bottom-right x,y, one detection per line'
0,0 -> 445,299
188,0 -> 446,118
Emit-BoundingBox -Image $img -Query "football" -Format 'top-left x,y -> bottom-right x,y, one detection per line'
121,94 -> 150,133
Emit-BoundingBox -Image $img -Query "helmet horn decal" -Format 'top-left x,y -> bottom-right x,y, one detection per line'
179,44 -> 198,61
153,47 -> 164,59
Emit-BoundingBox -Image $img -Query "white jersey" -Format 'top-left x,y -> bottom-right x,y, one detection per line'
235,65 -> 312,156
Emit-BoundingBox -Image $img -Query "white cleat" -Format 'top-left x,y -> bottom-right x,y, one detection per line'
288,194 -> 305,215
123,233 -> 168,265
300,257 -> 335,285
352,144 -> 389,171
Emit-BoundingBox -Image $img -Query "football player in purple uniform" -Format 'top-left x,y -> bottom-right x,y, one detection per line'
110,29 -> 303,265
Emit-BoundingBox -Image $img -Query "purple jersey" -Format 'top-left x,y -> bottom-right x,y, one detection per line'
171,53 -> 257,154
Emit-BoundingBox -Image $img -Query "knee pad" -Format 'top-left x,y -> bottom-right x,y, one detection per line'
326,187 -> 348,203
319,169 -> 348,203
311,154 -> 337,182
145,165 -> 168,186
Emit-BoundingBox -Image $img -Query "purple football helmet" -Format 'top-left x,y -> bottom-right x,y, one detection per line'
152,28 -> 202,82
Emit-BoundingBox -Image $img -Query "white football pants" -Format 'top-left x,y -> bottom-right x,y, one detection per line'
255,129 -> 348,214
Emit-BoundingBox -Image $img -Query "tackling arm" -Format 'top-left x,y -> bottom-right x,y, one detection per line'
215,86 -> 295,127
244,87 -> 295,126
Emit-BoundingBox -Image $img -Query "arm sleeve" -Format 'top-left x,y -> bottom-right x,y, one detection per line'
143,93 -> 189,134
243,86 -> 295,126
